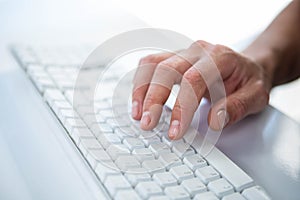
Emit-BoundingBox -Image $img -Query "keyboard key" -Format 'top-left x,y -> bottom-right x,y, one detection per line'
138,130 -> 157,139
70,128 -> 94,145
153,121 -> 169,133
78,138 -> 102,157
115,156 -> 140,171
149,196 -> 169,200
169,165 -> 194,183
56,79 -> 75,91
161,135 -> 178,147
203,148 -> 254,191
33,77 -> 56,92
94,101 -> 110,110
158,153 -> 182,170
172,142 -> 195,158
16,49 -> 37,65
81,112 -> 105,124
123,137 -> 145,150
115,190 -> 141,200
72,127 -> 94,138
99,110 -> 118,119
29,71 -> 49,81
50,73 -> 68,83
242,186 -> 271,200
104,175 -> 132,197
142,135 -> 161,147
107,144 -> 130,161
149,143 -> 171,157
47,66 -> 65,75
64,118 -> 86,133
76,104 -> 94,116
64,90 -> 74,103
195,166 -> 220,184
135,181 -> 163,199
97,134 -> 121,149
181,178 -> 206,197
44,89 -> 65,106
95,162 -> 120,181
52,101 -> 73,114
164,185 -> 190,200
58,109 -> 79,123
87,149 -> 111,163
90,123 -> 113,134
80,138 -> 102,149
132,148 -> 155,162
183,154 -> 207,171
115,127 -> 138,139
208,178 -> 234,198
142,160 -> 165,174
194,191 -> 218,200
68,129 -> 81,145
125,170 -> 151,187
162,134 -> 184,147
107,118 -> 129,128
65,118 -> 86,127
223,193 -> 247,200
153,172 -> 177,188
182,127 -> 198,144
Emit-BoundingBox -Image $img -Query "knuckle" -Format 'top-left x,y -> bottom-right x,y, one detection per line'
172,103 -> 182,113
172,101 -> 196,119
191,40 -> 211,49
144,95 -> 162,107
230,97 -> 248,120
214,43 -> 226,50
139,54 -> 157,65
133,85 -> 147,97
183,68 -> 203,85
195,40 -> 207,46
255,80 -> 270,105
156,61 -> 176,73
211,44 -> 231,54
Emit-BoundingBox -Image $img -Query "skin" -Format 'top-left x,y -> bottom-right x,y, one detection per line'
132,0 -> 300,140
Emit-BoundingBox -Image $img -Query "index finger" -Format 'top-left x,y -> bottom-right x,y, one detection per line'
140,48 -> 200,130
132,52 -> 174,120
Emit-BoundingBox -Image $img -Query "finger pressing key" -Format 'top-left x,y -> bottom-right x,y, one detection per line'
140,50 -> 197,130
169,67 -> 205,140
132,52 -> 174,120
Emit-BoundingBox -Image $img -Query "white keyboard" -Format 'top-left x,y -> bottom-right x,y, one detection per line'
11,45 -> 271,200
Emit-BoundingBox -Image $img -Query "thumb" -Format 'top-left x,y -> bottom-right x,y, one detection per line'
208,82 -> 269,130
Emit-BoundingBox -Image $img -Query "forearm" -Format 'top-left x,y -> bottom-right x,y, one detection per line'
243,0 -> 300,88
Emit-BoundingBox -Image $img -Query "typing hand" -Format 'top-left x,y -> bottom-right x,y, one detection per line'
131,40 -> 271,140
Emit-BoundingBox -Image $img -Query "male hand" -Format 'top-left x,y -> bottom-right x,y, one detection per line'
131,40 -> 271,140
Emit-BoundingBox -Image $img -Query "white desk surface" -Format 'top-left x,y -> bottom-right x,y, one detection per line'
1,0 -> 299,199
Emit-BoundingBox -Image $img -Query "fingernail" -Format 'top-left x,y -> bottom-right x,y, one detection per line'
141,111 -> 151,127
169,120 -> 180,139
131,101 -> 139,118
217,109 -> 229,130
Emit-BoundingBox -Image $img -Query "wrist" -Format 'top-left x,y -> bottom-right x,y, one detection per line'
242,45 -> 279,89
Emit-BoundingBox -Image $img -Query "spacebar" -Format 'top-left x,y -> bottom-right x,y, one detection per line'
191,133 -> 254,192
205,147 -> 254,191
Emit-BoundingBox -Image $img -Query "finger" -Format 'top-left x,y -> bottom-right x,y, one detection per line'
208,80 -> 269,130
168,43 -> 237,139
140,49 -> 200,130
132,52 -> 173,120
168,67 -> 206,139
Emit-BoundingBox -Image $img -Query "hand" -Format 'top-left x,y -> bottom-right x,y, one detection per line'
131,40 -> 271,140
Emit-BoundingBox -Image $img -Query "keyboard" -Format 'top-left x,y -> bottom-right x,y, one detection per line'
11,45 -> 271,200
